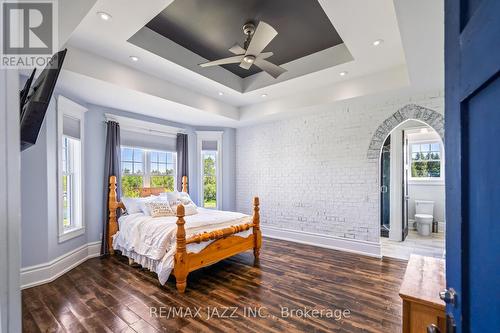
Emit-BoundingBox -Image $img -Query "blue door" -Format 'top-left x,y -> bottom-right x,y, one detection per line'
445,0 -> 500,332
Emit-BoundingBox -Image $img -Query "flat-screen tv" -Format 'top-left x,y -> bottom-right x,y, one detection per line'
20,49 -> 67,151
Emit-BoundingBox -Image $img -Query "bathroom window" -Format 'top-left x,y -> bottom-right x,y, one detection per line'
410,141 -> 442,179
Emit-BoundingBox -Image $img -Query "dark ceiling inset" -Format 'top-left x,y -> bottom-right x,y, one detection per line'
146,0 -> 343,78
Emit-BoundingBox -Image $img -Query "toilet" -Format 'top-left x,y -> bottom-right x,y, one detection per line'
415,200 -> 434,236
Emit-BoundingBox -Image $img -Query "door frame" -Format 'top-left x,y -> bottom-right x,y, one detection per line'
0,70 -> 22,332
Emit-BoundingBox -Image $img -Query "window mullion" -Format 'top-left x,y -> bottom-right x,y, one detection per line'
173,153 -> 177,191
144,151 -> 150,187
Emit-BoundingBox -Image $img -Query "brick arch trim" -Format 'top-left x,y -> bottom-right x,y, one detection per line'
367,104 -> 445,160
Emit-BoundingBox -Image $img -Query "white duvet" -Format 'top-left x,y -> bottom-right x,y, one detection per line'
112,208 -> 252,284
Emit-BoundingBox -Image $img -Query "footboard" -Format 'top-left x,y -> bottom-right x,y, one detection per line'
173,197 -> 261,293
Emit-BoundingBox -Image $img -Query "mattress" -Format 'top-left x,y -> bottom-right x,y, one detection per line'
112,208 -> 252,284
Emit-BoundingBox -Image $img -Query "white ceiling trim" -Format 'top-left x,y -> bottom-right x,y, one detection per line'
393,0 -> 444,90
63,46 -> 239,120
238,65 -> 410,126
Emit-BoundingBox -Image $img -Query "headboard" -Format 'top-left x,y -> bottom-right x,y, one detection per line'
107,175 -> 188,254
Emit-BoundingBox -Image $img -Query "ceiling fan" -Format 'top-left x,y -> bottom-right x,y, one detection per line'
199,21 -> 287,79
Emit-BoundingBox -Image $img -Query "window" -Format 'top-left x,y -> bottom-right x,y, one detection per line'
61,136 -> 81,230
202,150 -> 217,208
57,96 -> 86,242
120,147 -> 176,197
150,150 -> 175,190
410,142 -> 442,178
121,147 -> 144,197
197,131 -> 223,209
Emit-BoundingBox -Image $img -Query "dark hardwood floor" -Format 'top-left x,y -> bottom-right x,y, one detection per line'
22,238 -> 407,332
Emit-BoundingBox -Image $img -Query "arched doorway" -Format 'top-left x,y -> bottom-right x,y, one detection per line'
367,104 -> 445,259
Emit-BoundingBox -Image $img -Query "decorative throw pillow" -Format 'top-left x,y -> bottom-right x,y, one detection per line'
138,197 -> 163,215
145,201 -> 175,218
122,196 -> 154,214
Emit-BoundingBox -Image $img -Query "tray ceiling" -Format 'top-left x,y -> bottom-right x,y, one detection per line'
145,0 -> 343,78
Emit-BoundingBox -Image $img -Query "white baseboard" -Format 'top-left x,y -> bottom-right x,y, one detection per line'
20,241 -> 101,289
262,226 -> 381,258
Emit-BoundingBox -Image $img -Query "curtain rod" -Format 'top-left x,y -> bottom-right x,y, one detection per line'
103,120 -> 187,134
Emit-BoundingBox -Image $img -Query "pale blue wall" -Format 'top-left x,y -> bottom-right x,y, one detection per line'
20,95 -> 87,267
20,94 -> 237,267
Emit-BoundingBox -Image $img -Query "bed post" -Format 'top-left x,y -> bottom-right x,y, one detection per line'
108,176 -> 119,255
174,204 -> 188,293
182,175 -> 188,193
252,197 -> 261,261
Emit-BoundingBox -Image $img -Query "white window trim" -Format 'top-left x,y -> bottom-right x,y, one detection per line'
57,96 -> 87,243
121,146 -> 178,190
196,131 -> 223,210
408,138 -> 445,184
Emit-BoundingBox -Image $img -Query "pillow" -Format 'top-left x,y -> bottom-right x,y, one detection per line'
159,191 -> 180,206
122,196 -> 154,214
138,197 -> 162,216
178,192 -> 196,206
145,201 -> 175,218
159,191 -> 198,215
183,203 -> 198,216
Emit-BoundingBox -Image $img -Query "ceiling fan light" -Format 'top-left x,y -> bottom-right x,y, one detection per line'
243,55 -> 255,64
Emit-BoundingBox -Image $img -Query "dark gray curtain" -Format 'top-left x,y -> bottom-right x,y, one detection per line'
176,133 -> 189,192
101,121 -> 121,256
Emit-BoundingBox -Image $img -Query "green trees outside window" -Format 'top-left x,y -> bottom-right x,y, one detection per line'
121,147 -> 176,198
203,152 -> 217,208
410,142 -> 441,178
121,175 -> 143,198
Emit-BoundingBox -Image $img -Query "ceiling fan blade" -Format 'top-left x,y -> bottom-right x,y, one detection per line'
245,21 -> 277,56
199,55 -> 244,67
228,44 -> 246,55
258,52 -> 273,60
254,58 -> 287,79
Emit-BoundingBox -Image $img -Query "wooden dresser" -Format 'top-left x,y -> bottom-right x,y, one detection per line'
399,255 -> 446,333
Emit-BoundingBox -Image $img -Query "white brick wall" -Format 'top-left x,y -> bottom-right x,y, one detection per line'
236,90 -> 444,244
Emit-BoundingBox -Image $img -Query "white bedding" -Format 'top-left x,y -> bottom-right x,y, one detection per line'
112,208 -> 252,284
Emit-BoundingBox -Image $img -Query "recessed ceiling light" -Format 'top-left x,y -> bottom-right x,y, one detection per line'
129,56 -> 139,62
261,94 -> 268,98
218,92 -> 224,96
339,71 -> 348,76
373,39 -> 384,46
97,12 -> 112,21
